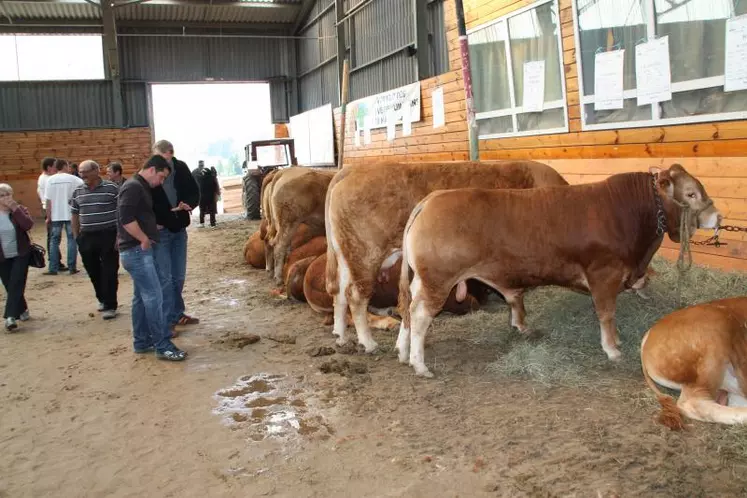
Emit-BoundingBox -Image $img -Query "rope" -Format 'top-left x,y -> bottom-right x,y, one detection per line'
675,203 -> 692,310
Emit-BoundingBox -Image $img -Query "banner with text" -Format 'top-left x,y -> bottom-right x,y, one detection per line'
350,81 -> 422,131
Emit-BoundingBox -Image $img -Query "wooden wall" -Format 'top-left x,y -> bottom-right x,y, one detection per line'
0,127 -> 153,217
334,0 -> 747,271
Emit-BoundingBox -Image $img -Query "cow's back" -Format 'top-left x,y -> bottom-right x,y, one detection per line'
327,160 -> 567,274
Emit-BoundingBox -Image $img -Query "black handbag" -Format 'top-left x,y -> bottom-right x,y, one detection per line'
28,242 -> 46,269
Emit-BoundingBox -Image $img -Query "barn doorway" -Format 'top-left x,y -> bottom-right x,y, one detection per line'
150,82 -> 274,214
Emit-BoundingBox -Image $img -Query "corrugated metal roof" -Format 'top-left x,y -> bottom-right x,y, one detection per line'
1,0 -> 302,24
1,1 -> 100,20
116,3 -> 299,24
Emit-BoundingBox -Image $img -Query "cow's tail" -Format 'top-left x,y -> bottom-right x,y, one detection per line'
324,170 -> 347,296
398,199 -> 427,330
641,333 -> 685,431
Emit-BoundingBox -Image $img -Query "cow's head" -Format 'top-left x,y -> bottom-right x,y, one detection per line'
649,164 -> 722,243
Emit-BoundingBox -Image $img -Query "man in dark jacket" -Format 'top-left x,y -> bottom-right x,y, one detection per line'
151,140 -> 201,334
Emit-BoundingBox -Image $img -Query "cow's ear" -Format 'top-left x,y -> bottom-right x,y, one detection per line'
669,163 -> 686,176
649,166 -> 663,178
657,177 -> 674,197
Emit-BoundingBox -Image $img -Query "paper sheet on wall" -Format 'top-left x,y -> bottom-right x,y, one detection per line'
522,61 -> 545,113
354,127 -> 361,147
725,15 -> 747,92
402,104 -> 412,136
635,37 -> 672,106
594,49 -> 625,110
431,87 -> 445,128
363,116 -> 372,145
386,110 -> 396,141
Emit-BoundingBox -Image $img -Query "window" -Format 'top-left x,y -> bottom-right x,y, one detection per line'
573,0 -> 747,130
0,34 -> 105,82
467,0 -> 568,139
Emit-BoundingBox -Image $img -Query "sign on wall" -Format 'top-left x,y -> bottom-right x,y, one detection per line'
349,81 -> 422,130
289,103 -> 335,166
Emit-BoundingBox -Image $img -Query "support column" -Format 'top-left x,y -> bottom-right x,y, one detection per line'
102,0 -> 124,128
335,0 -> 346,105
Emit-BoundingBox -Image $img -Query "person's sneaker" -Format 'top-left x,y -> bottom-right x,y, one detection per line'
134,346 -> 155,354
102,309 -> 118,320
156,348 -> 187,361
5,317 -> 17,332
19,310 -> 30,322
69,269 -> 80,275
42,271 -> 58,276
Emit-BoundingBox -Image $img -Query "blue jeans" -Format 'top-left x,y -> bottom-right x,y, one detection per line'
49,221 -> 77,272
120,246 -> 176,353
153,228 -> 188,326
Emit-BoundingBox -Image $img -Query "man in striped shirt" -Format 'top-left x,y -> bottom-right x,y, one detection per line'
70,160 -> 120,320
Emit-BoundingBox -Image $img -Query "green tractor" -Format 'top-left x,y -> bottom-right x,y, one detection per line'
241,138 -> 298,220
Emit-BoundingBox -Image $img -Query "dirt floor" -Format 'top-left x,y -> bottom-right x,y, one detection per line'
2,216 -> 747,498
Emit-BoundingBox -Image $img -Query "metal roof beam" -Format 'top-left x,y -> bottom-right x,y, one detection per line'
0,17 -> 293,29
290,0 -> 314,34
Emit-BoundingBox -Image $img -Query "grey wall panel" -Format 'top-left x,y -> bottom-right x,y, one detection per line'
119,35 -> 292,82
122,81 -> 149,127
353,0 -> 413,67
119,36 -> 209,81
349,50 -> 416,101
0,81 -> 115,131
0,80 -> 150,131
428,0 -> 448,76
207,37 -> 290,81
270,79 -> 290,123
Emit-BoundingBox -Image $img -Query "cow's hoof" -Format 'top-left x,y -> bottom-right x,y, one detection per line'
413,367 -> 434,378
361,341 -> 379,354
396,349 -> 409,364
335,336 -> 348,347
635,289 -> 652,300
605,348 -> 622,361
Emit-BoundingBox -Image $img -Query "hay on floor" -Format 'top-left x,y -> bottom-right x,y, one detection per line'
430,256 -> 747,390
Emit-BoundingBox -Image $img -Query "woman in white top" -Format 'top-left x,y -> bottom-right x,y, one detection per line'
0,184 -> 34,331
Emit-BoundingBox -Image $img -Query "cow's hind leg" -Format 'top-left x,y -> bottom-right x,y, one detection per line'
349,295 -> 379,352
264,241 -> 275,275
271,221 -> 300,286
678,386 -> 747,425
501,289 -> 530,334
408,277 -> 447,378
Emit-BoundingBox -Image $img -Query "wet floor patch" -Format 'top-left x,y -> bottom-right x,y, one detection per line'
212,373 -> 334,443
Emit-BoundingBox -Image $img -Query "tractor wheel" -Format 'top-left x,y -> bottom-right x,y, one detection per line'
243,173 -> 262,220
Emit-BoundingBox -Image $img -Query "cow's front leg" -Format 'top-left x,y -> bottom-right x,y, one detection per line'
590,284 -> 621,360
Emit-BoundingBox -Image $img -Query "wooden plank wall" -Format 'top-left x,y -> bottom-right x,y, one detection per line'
333,0 -> 747,271
0,127 -> 153,217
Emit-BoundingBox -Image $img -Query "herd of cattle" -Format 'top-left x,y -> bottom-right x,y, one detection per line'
241,160 -> 747,430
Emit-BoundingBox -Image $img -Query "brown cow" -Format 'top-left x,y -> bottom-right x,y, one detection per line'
397,164 -> 721,377
244,222 -> 315,269
325,160 -> 570,352
268,167 -> 336,286
641,296 -> 747,429
285,256 -> 317,301
306,251 -> 489,317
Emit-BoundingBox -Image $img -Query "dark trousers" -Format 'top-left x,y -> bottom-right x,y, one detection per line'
0,252 -> 30,319
78,229 -> 119,310
199,202 -> 216,226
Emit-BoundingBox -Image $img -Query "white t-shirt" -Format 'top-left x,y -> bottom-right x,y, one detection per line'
37,173 -> 49,208
45,173 -> 84,222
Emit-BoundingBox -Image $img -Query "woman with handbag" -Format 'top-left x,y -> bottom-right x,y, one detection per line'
0,183 -> 35,331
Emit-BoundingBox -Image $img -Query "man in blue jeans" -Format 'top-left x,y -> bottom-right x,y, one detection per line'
151,140 -> 201,336
45,158 -> 84,275
117,155 -> 186,361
